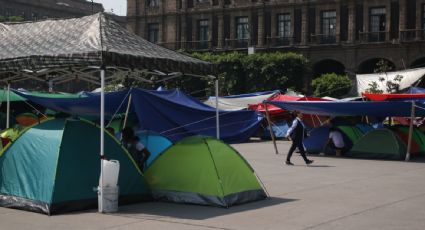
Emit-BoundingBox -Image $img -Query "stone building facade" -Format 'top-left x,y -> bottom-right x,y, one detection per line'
127,0 -> 425,76
0,0 -> 103,21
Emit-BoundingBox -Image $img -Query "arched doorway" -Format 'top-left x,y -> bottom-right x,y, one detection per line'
358,58 -> 395,74
313,59 -> 346,77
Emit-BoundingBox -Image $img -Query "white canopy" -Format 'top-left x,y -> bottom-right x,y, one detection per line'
204,92 -> 277,110
356,67 -> 425,95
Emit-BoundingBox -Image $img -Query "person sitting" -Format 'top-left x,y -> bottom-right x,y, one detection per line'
121,127 -> 151,171
322,126 -> 345,157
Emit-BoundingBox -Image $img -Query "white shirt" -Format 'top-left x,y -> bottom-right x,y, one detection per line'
329,131 -> 344,148
286,117 -> 305,138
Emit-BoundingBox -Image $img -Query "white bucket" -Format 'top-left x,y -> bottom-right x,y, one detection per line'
98,186 -> 119,213
100,159 -> 120,187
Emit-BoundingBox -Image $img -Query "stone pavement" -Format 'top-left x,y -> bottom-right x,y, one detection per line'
1,140 -> 425,230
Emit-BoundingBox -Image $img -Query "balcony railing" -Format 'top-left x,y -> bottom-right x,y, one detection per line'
225,38 -> 251,49
359,31 -> 389,43
158,40 -> 213,51
400,29 -> 425,42
266,36 -> 294,47
310,34 -> 338,45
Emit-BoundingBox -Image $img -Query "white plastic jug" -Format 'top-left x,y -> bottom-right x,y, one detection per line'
98,186 -> 119,213
99,159 -> 120,187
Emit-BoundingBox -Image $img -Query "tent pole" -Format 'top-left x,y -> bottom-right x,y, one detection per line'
6,83 -> 10,129
264,103 -> 279,155
215,78 -> 220,139
406,101 -> 415,162
123,94 -> 132,129
99,67 -> 105,213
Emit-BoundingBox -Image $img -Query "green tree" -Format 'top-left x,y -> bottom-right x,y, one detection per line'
366,59 -> 402,94
311,73 -> 352,98
0,16 -> 24,22
192,51 -> 310,96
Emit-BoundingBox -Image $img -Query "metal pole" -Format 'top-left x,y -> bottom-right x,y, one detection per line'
264,103 -> 279,155
99,67 -> 105,212
123,94 -> 132,129
6,83 -> 10,129
406,101 -> 415,161
215,78 -> 220,139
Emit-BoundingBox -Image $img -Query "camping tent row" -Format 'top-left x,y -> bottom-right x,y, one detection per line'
268,100 -> 425,160
0,118 -> 267,215
0,13 -> 219,213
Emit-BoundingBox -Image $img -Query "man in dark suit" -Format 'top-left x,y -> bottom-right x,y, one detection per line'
285,111 -> 314,165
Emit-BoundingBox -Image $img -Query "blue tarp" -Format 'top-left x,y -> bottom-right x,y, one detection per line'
136,130 -> 173,167
303,126 -> 353,154
406,87 -> 425,94
268,101 -> 425,117
262,122 -> 289,139
16,88 -> 262,143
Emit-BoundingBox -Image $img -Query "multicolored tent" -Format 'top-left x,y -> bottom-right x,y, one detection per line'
0,119 -> 151,215
145,136 -> 267,207
347,129 -> 407,160
136,130 -> 173,167
336,125 -> 364,143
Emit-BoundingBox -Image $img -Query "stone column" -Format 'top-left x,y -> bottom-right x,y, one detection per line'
217,14 -> 224,48
209,14 -> 213,49
336,3 -> 341,43
181,15 -> 187,49
230,14 -> 235,47
399,0 -> 406,36
301,5 -> 309,45
385,1 -> 391,42
415,0 -> 422,40
258,10 -> 265,47
347,1 -> 356,43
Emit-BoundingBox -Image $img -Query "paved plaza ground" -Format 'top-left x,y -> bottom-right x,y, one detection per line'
1,140 -> 425,230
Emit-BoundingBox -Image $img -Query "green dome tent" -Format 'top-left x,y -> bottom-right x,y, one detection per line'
0,119 -> 151,215
145,136 -> 267,207
337,125 -> 364,143
347,129 -> 407,160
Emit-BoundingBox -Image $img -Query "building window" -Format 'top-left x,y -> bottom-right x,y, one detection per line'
321,10 -> 336,43
277,13 -> 291,46
148,23 -> 159,43
370,7 -> 386,42
236,17 -> 249,47
147,0 -> 160,7
197,19 -> 209,49
422,4 -> 425,29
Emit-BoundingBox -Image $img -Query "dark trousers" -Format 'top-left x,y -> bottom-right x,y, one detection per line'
287,139 -> 309,163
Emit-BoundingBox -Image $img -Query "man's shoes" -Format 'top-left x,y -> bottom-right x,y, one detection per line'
306,160 -> 314,165
285,161 -> 294,165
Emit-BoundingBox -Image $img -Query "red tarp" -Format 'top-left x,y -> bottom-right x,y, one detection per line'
363,93 -> 425,101
249,94 -> 329,127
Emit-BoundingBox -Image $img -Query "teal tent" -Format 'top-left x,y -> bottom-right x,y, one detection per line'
146,136 -> 267,207
0,119 -> 151,215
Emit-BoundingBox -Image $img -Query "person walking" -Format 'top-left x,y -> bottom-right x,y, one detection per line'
285,111 -> 314,165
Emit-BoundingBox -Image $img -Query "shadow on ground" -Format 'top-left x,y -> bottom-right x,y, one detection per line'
111,197 -> 296,220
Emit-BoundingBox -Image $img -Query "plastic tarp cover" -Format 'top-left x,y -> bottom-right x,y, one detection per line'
356,67 -> 425,95
363,93 -> 425,101
268,101 -> 425,117
204,91 -> 277,110
17,88 -> 262,143
407,87 -> 425,94
131,89 -> 262,143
